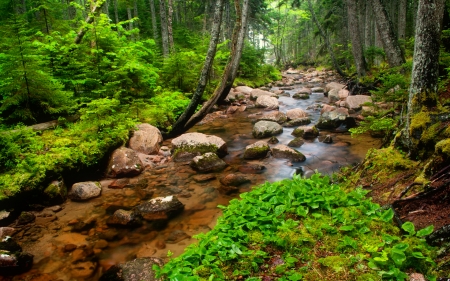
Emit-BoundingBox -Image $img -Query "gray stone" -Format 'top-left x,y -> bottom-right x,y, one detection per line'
128,124 -> 163,155
134,196 -> 184,221
190,152 -> 227,173
292,93 -> 310,99
325,82 -> 346,93
257,111 -> 287,124
283,118 -> 311,127
316,108 -> 350,129
291,126 -> 319,139
171,132 -> 227,162
311,87 -> 325,93
286,108 -> 308,120
288,138 -> 305,148
235,86 -> 253,94
328,89 -> 340,103
107,147 -> 143,178
271,145 -> 306,162
99,257 -> 164,281
338,89 -> 349,99
345,95 -> 373,111
250,89 -> 277,100
323,135 -> 333,143
244,141 -> 270,159
268,136 -> 279,144
255,95 -> 279,110
68,181 -> 102,201
252,121 -> 283,139
106,209 -> 142,227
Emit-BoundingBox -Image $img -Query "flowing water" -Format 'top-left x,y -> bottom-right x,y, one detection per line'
3,76 -> 381,281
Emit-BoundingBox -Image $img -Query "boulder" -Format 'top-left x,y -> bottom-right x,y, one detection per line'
268,136 -> 279,144
286,108 -> 308,120
250,89 -> 277,100
106,209 -> 142,227
43,180 -> 67,204
325,82 -> 346,93
257,111 -> 287,124
16,212 -> 35,225
345,95 -> 372,111
271,145 -> 306,162
292,92 -> 309,99
320,104 -> 336,114
0,250 -> 33,276
310,78 -> 324,83
255,96 -> 279,110
282,118 -> 311,127
328,89 -> 340,103
244,141 -> 270,159
323,135 -> 333,143
107,147 -> 143,178
235,86 -> 253,94
291,126 -> 319,139
68,181 -> 102,201
220,174 -> 251,187
190,152 -> 227,173
128,124 -> 163,155
171,132 -> 227,162
288,137 -> 305,148
252,121 -> 283,139
338,89 -> 349,100
316,108 -> 350,129
134,196 -> 184,221
311,87 -> 325,93
99,257 -> 164,281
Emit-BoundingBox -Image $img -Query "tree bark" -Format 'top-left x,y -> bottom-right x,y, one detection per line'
168,0 -> 175,53
371,0 -> 405,67
406,0 -> 445,156
149,0 -> 158,40
398,0 -> 406,43
364,0 -> 373,48
347,0 -> 367,77
160,0 -> 170,57
73,1 -> 105,44
113,0 -> 119,23
307,0 -> 346,77
166,0 -> 225,138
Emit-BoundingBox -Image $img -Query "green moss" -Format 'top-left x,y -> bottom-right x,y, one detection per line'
172,144 -> 219,159
421,122 -> 441,143
318,255 -> 351,272
435,138 -> 450,156
410,111 -> 431,134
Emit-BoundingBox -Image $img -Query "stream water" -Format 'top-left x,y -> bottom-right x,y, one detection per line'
3,74 -> 381,281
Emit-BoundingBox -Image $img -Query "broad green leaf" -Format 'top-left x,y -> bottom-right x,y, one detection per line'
401,222 -> 416,236
416,225 -> 434,237
380,208 -> 394,222
390,248 -> 406,265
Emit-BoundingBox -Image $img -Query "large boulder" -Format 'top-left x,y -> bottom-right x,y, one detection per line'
235,86 -> 253,95
295,88 -> 312,95
282,118 -> 311,127
99,257 -> 164,281
257,111 -> 287,124
250,89 -> 277,100
255,96 -> 279,110
171,132 -> 227,162
338,89 -> 349,100
107,147 -> 143,178
252,121 -> 283,139
345,95 -> 373,111
68,181 -> 102,201
286,108 -> 308,120
190,152 -> 227,173
328,89 -> 340,103
325,82 -> 346,93
271,145 -> 306,162
0,237 -> 33,276
312,87 -> 325,93
128,124 -> 163,155
134,196 -> 184,221
291,126 -> 319,139
244,141 -> 270,159
316,108 -> 350,129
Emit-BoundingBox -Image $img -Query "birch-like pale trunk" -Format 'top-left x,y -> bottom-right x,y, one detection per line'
74,1 -> 105,44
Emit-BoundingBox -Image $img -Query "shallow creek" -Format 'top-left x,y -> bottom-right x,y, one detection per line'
4,77 -> 380,281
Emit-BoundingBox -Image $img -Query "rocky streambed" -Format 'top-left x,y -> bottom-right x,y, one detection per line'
0,69 -> 381,281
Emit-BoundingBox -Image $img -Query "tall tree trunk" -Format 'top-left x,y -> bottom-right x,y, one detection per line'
371,0 -> 405,67
160,0 -> 169,57
74,1 -> 105,44
347,0 -> 367,77
133,0 -> 139,40
167,0 -> 175,53
406,0 -> 446,157
398,0 -> 407,43
113,0 -> 119,23
127,6 -> 133,30
167,0 -> 225,138
307,0 -> 346,77
149,0 -> 158,40
364,0 -> 373,48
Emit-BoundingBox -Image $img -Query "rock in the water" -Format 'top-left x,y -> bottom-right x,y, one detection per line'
192,174 -> 216,182
0,237 -> 21,253
320,104 -> 336,114
255,95 -> 279,110
286,108 -> 308,120
250,89 -> 277,100
171,132 -> 227,162
271,145 -> 306,162
135,196 -> 184,221
252,121 -> 283,139
292,92 -> 310,99
68,181 -> 102,201
291,126 -> 319,139
99,257 -> 164,281
0,250 -> 33,276
325,82 -> 346,93
106,209 -> 142,227
268,136 -> 279,144
166,230 -> 190,244
345,95 -> 372,111
107,147 -> 143,178
323,135 -> 333,143
108,178 -> 130,189
295,88 -> 312,95
190,152 -> 227,173
244,141 -> 270,159
220,174 -> 250,187
282,118 -> 311,127
128,124 -> 163,155
238,164 -> 266,174
328,89 -> 340,103
16,212 -> 35,225
311,87 -> 324,93
257,111 -> 287,124
316,108 -> 350,129
288,138 -> 305,148
43,180 -> 67,204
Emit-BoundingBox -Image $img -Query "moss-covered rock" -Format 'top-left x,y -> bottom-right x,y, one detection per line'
190,152 -> 227,173
43,180 -> 67,205
243,141 -> 270,159
291,126 -> 319,139
252,121 -> 283,139
171,132 -> 227,162
271,144 -> 306,162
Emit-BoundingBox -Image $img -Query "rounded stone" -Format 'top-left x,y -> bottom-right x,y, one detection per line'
68,181 -> 102,201
252,121 -> 283,139
244,141 -> 270,159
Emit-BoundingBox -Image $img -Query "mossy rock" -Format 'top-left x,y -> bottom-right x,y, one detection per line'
252,121 -> 283,139
190,152 -> 227,173
288,137 -> 305,148
244,141 -> 270,159
43,180 -> 67,205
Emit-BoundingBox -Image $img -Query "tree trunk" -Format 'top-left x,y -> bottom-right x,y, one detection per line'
149,0 -> 158,40
371,0 -> 405,67
406,0 -> 446,157
167,0 -> 175,53
113,0 -> 119,23
347,0 -> 367,77
307,0 -> 346,77
160,0 -> 169,57
364,0 -> 373,48
133,0 -> 139,40
127,6 -> 133,30
74,1 -> 105,44
398,0 -> 407,43
166,0 -> 225,138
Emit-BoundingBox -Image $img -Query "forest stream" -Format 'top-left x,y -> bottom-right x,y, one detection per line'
2,73 -> 381,281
